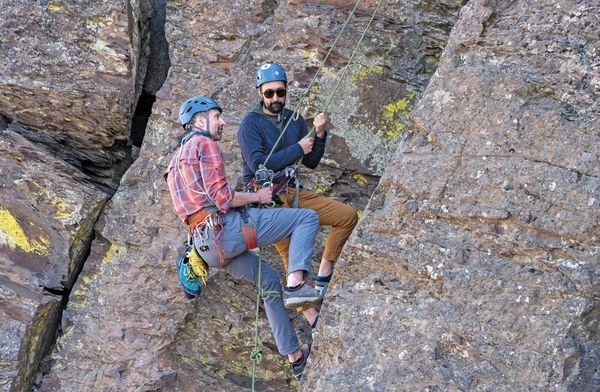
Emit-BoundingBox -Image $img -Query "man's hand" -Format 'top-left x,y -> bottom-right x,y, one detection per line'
255,186 -> 273,204
298,135 -> 315,154
313,112 -> 329,138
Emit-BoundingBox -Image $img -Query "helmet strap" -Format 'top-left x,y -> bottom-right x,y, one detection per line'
204,113 -> 212,139
178,124 -> 211,145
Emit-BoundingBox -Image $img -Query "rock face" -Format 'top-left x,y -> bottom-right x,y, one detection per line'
0,126 -> 109,391
4,0 -> 597,391
0,1 -> 145,391
0,0 -> 137,191
307,0 -> 599,391
31,0 -> 462,391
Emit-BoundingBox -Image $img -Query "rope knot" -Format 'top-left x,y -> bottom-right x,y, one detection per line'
260,289 -> 281,298
250,349 -> 263,364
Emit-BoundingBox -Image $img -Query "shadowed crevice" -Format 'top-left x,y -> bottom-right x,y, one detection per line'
130,0 -> 170,149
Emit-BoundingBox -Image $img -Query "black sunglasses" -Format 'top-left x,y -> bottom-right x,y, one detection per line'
261,88 -> 287,99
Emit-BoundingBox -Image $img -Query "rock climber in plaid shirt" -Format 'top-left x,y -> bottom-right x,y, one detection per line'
164,96 -> 322,379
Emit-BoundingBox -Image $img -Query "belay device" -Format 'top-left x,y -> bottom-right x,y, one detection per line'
245,164 -> 280,208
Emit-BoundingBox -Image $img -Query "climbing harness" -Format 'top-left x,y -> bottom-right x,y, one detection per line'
185,208 -> 218,231
192,211 -> 226,264
244,166 -> 277,208
239,208 -> 258,250
246,165 -> 301,209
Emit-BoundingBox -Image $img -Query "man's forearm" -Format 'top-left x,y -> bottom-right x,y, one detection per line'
230,191 -> 262,207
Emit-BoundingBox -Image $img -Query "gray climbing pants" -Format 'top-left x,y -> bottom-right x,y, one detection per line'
194,207 -> 319,355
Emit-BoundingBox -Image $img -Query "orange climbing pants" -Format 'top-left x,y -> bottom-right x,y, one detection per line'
275,187 -> 358,272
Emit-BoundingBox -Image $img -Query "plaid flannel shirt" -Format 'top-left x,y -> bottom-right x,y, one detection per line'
164,134 -> 233,224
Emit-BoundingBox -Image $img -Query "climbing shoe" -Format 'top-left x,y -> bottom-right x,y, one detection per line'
290,343 -> 311,380
315,273 -> 333,299
283,283 -> 322,310
176,251 -> 200,299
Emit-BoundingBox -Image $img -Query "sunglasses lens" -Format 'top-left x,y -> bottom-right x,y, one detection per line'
262,88 -> 286,98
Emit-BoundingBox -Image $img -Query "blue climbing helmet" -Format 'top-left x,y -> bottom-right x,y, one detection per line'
255,62 -> 287,88
178,96 -> 222,127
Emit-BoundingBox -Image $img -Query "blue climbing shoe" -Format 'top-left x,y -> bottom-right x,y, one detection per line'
176,251 -> 200,299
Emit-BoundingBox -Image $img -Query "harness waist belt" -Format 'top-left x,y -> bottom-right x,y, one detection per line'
186,209 -> 213,230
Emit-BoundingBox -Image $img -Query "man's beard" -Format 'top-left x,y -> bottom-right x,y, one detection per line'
264,100 -> 284,114
211,126 -> 223,141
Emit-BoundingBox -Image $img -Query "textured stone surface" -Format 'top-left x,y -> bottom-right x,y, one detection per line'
6,0 -> 597,390
38,0 -> 462,391
0,127 -> 109,391
0,0 -> 135,190
307,0 -> 599,391
0,0 -> 146,390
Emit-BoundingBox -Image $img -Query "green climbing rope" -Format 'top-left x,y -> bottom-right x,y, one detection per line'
308,0 -> 385,137
262,0 -> 363,168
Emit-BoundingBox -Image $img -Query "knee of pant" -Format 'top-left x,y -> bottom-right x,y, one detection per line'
341,205 -> 358,227
261,269 -> 282,291
350,208 -> 359,225
304,209 -> 319,225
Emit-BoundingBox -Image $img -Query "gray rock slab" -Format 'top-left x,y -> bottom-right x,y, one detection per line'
305,0 -> 600,391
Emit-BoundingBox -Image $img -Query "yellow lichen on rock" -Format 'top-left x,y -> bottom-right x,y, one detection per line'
353,173 -> 368,187
102,243 -> 126,264
300,48 -> 317,59
0,208 -> 50,255
381,97 -> 413,141
42,189 -> 74,221
350,64 -> 384,82
382,98 -> 409,118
